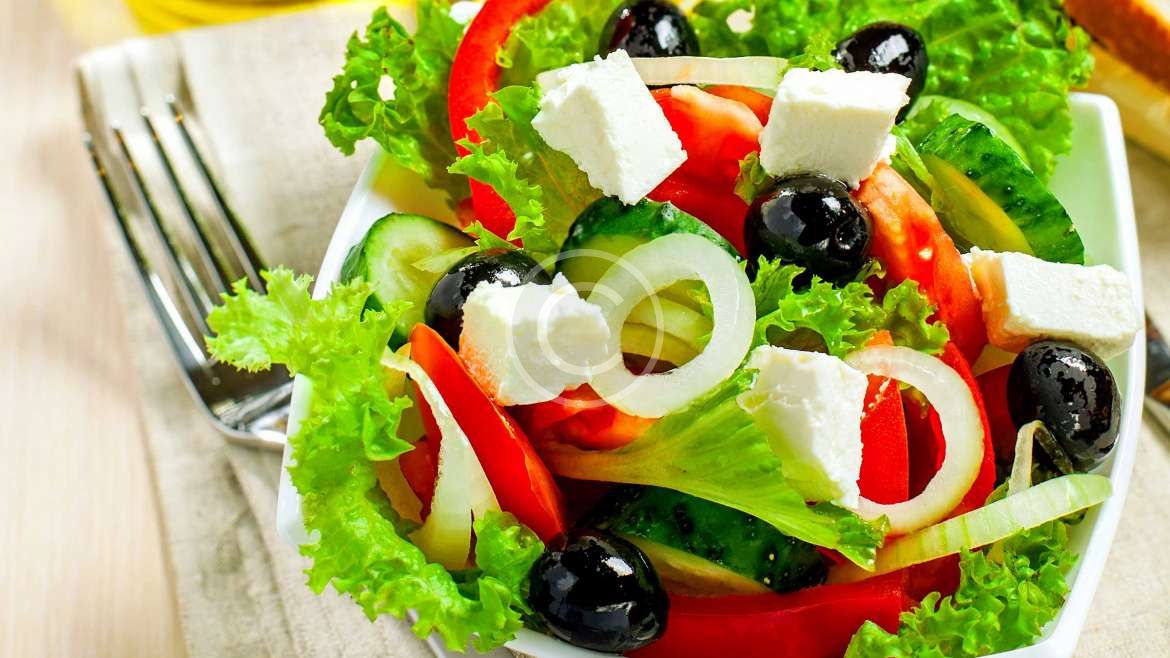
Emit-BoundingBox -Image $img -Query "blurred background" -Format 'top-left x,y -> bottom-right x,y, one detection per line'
2,2 -> 1168,658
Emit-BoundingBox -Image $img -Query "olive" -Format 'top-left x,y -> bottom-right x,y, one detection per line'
1008,341 -> 1121,473
528,529 -> 668,653
424,249 -> 551,347
834,22 -> 928,120
744,175 -> 873,285
600,0 -> 700,58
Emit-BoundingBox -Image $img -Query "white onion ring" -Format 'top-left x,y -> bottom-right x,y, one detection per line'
588,234 -> 755,418
846,345 -> 985,535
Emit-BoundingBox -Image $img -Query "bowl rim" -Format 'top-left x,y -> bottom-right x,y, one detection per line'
275,92 -> 1146,658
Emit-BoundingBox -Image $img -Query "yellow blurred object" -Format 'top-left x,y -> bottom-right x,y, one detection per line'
1084,45 -> 1170,164
125,0 -> 415,33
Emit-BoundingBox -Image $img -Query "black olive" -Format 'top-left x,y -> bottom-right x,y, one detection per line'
424,250 -> 551,347
528,529 -> 668,653
600,0 -> 700,58
834,22 -> 928,121
1008,341 -> 1121,473
744,175 -> 873,285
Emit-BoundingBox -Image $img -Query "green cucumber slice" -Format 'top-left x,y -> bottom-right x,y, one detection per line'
918,115 -> 1085,264
594,487 -> 827,595
340,213 -> 473,348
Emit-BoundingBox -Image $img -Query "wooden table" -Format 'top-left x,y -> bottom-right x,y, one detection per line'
0,1 -> 185,656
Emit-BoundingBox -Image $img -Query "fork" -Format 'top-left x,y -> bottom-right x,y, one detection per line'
78,47 -> 290,450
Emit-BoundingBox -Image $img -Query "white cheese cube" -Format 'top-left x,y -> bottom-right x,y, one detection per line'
758,68 -> 910,188
532,51 -> 687,204
459,273 -> 611,406
963,250 -> 1139,359
736,346 -> 868,509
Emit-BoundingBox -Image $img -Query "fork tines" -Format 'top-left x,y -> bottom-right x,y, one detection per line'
79,47 -> 289,449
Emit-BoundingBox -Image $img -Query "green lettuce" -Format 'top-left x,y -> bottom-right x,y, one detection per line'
690,0 -> 1092,180
846,519 -> 1076,657
751,259 -> 949,357
206,270 -> 543,652
497,0 -> 624,88
449,85 -> 601,266
540,369 -> 886,569
320,3 -> 469,206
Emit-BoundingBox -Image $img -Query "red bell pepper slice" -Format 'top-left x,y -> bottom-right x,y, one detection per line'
855,165 -> 988,363
646,86 -> 764,255
859,331 -> 910,505
398,431 -> 439,516
630,573 -> 913,658
447,0 -> 552,236
941,342 -> 996,517
408,324 -> 566,540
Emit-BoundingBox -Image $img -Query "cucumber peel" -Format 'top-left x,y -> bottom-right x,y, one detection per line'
918,115 -> 1085,264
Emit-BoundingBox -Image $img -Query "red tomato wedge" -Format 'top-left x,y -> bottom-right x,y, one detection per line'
977,364 -> 1019,464
647,86 -> 764,255
448,0 -> 552,236
941,342 -> 996,517
855,165 -> 988,363
408,325 -> 567,540
517,386 -> 655,452
858,331 -> 910,505
630,573 -> 912,658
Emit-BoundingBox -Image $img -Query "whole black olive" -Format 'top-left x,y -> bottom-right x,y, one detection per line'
744,175 -> 873,285
600,0 -> 700,58
834,22 -> 928,120
1008,341 -> 1121,473
528,529 -> 668,653
424,249 -> 551,347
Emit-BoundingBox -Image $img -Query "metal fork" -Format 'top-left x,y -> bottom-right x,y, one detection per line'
78,47 -> 290,450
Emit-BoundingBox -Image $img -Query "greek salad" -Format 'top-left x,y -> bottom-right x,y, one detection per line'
206,1 -> 1142,656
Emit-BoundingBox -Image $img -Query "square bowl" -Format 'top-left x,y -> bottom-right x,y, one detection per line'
276,93 -> 1146,658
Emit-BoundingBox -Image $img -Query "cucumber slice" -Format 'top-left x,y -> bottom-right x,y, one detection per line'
558,198 -> 739,292
341,214 -> 473,348
918,115 -> 1085,264
593,487 -> 827,595
913,96 -> 1029,163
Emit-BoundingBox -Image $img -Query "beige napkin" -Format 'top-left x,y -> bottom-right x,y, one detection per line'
82,5 -> 1170,657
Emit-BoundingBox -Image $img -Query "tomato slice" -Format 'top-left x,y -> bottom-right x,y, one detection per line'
977,364 -> 1018,465
859,331 -> 910,505
409,325 -> 566,540
448,0 -> 552,236
940,342 -> 996,517
646,86 -> 764,255
398,431 -> 439,516
630,573 -> 912,658
704,84 -> 774,124
517,386 -> 656,452
855,164 -> 988,362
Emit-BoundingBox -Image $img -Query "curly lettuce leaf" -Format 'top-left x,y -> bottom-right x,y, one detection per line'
497,0 -> 624,88
320,4 -> 469,205
206,270 -> 542,652
449,85 -> 601,265
540,368 -> 885,569
751,259 -> 949,357
846,519 -> 1076,657
690,0 -> 1092,180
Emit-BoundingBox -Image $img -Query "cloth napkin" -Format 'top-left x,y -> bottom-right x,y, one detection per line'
80,5 -> 1170,657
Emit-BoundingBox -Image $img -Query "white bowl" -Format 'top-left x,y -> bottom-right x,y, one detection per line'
276,93 -> 1146,658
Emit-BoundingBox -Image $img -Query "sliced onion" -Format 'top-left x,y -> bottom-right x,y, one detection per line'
630,56 -> 787,90
830,474 -> 1111,582
381,351 -> 498,569
846,346 -> 985,534
588,234 -> 755,418
1009,421 -> 1043,496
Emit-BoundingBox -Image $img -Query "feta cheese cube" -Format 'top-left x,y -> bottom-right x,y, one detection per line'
459,273 -> 612,406
532,51 -> 687,204
963,250 -> 1140,359
758,68 -> 910,188
736,346 -> 868,509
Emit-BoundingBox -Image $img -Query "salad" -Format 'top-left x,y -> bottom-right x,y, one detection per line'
206,1 -> 1142,656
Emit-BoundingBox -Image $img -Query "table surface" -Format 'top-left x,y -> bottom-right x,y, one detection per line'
2,3 -> 1169,658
